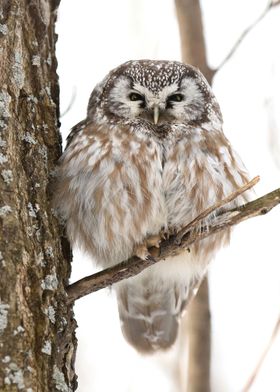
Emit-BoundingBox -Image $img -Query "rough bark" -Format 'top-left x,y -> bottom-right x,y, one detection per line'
175,0 -> 213,390
0,1 -> 77,391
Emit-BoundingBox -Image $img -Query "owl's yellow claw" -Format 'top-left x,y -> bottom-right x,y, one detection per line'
133,243 -> 150,260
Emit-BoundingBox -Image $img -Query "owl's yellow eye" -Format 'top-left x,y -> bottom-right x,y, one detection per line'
168,93 -> 184,102
129,92 -> 144,101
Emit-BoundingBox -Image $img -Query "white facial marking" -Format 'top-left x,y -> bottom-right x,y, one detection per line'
108,74 -> 206,123
133,82 -> 179,110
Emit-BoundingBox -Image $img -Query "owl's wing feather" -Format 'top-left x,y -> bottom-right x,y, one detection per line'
65,119 -> 88,148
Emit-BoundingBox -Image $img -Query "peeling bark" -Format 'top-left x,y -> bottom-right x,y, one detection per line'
0,1 -> 77,391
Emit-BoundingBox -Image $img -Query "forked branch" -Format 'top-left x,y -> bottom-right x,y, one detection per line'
214,0 -> 280,74
66,177 -> 280,304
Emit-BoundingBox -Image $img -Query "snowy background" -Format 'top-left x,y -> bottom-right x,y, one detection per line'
56,1 -> 280,391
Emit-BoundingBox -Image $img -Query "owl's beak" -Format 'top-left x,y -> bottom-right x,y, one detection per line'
153,105 -> 159,125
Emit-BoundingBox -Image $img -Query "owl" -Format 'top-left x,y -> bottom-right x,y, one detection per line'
54,60 -> 249,353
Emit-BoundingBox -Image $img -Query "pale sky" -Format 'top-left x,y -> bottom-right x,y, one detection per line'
57,1 -> 280,391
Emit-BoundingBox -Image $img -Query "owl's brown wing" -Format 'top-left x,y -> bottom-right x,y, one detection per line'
65,119 -> 88,149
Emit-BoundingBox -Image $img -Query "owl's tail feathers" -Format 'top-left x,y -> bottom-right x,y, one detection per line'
116,280 -> 188,353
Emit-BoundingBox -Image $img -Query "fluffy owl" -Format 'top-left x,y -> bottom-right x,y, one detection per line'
54,60 -> 249,353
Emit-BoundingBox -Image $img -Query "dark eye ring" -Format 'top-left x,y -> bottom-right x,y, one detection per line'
129,92 -> 144,101
168,93 -> 184,102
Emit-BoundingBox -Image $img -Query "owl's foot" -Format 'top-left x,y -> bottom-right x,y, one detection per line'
146,234 -> 161,248
134,233 -> 163,260
147,233 -> 163,257
166,226 -> 178,237
134,243 -> 150,260
159,227 -> 170,240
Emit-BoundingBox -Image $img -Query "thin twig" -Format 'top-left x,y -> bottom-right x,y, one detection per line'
66,181 -> 280,304
242,315 -> 280,392
60,86 -> 77,118
175,176 -> 259,244
214,0 -> 280,74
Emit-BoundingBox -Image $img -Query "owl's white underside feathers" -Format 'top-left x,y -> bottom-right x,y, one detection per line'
54,60 -> 249,352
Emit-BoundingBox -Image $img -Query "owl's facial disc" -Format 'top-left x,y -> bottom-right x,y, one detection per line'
107,75 -> 206,125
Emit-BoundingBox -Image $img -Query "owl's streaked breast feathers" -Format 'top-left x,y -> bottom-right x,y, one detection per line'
54,60 -> 249,352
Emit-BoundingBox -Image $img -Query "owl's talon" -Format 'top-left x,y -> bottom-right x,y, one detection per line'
134,243 -> 150,260
134,233 -> 163,259
159,228 -> 169,241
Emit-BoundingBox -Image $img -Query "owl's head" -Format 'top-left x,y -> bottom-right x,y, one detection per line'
88,60 -> 221,127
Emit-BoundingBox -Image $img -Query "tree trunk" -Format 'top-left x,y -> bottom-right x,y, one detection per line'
185,278 -> 211,392
175,0 -> 213,391
0,1 -> 77,391
175,0 -> 214,83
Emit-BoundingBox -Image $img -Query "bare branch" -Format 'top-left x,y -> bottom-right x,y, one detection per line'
214,0 -> 280,74
66,179 -> 280,304
242,315 -> 280,392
